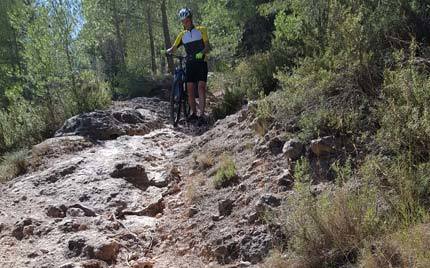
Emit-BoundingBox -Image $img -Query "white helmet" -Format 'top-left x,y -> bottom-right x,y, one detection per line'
178,7 -> 192,21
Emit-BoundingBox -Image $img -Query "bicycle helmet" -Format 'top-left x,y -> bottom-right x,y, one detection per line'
178,7 -> 192,21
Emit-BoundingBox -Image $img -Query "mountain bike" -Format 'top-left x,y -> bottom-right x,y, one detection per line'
168,55 -> 190,127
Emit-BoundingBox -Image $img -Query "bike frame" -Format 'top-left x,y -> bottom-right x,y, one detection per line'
169,55 -> 189,126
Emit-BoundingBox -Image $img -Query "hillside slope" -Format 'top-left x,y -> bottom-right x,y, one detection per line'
0,96 -> 292,268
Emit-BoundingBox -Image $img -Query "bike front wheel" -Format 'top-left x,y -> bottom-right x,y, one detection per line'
182,90 -> 190,119
170,81 -> 183,127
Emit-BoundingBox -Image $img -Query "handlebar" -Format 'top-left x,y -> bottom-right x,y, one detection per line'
166,54 -> 187,60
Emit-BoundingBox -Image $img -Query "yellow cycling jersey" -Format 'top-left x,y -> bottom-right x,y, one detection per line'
173,25 -> 209,61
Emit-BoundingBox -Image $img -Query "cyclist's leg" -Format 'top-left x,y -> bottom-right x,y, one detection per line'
187,82 -> 197,115
197,61 -> 209,116
198,81 -> 206,116
186,61 -> 198,116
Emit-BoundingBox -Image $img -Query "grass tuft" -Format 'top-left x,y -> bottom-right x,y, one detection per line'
213,154 -> 238,189
0,149 -> 29,183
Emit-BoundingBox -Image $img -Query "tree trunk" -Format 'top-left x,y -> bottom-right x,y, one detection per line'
54,0 -> 82,110
161,0 -> 174,73
64,39 -> 82,110
11,27 -> 21,72
160,52 -> 166,74
145,4 -> 157,75
112,0 -> 126,67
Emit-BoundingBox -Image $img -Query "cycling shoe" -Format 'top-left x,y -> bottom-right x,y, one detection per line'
197,116 -> 208,126
187,113 -> 198,122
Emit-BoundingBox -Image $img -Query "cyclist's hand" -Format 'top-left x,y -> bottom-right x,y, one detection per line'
195,52 -> 204,60
162,49 -> 172,55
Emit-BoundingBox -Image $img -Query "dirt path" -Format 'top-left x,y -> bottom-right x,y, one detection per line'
0,97 -> 211,268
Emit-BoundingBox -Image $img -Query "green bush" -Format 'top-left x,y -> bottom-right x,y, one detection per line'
281,182 -> 383,267
359,224 -> 430,267
77,71 -> 111,112
297,109 -> 332,141
270,53 -> 374,141
255,93 -> 273,122
209,72 -> 245,120
277,153 -> 430,267
250,94 -> 275,136
377,46 -> 430,161
282,172 -> 379,266
235,52 -> 278,99
252,1 -> 430,267
294,157 -> 312,183
0,71 -> 111,154
359,155 -> 429,227
0,149 -> 29,183
213,154 -> 238,189
212,87 -> 244,120
0,100 -> 48,152
260,0 -> 430,142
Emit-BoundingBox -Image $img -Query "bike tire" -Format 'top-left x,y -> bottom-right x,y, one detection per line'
170,81 -> 182,127
182,85 -> 190,119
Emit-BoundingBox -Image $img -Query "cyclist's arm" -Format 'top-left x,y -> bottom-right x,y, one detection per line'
167,32 -> 184,54
166,46 -> 177,54
202,41 -> 211,54
201,27 -> 211,55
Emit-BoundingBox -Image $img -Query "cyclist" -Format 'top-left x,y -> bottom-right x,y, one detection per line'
166,7 -> 211,125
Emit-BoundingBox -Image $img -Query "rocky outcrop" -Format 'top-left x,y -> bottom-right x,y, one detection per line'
240,230 -> 272,264
276,169 -> 295,191
0,97 -> 191,267
55,107 -> 163,140
93,240 -> 120,262
0,95 -> 310,268
268,137 -> 285,155
283,138 -> 304,160
11,218 -> 39,240
110,162 -> 149,190
46,204 -> 67,218
310,136 -> 341,157
218,199 -> 234,217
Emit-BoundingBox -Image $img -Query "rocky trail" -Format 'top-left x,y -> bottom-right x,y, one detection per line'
0,96 -> 299,268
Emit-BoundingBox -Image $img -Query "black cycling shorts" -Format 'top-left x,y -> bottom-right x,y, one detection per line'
186,61 -> 208,83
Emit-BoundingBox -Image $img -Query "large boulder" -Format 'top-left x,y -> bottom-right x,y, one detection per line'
282,139 -> 304,160
276,170 -> 294,191
66,236 -> 120,262
268,137 -> 285,155
66,236 -> 90,258
46,204 -> 67,218
55,109 -> 163,140
218,199 -> 234,217
240,231 -> 272,264
310,136 -> 341,157
110,162 -> 149,190
94,240 -> 120,262
213,241 -> 239,265
11,218 -> 38,240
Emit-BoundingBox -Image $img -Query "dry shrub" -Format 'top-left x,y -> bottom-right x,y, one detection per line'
0,149 -> 29,183
263,250 -> 293,268
195,153 -> 214,170
184,175 -> 206,205
282,183 -> 383,267
360,224 -> 430,268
